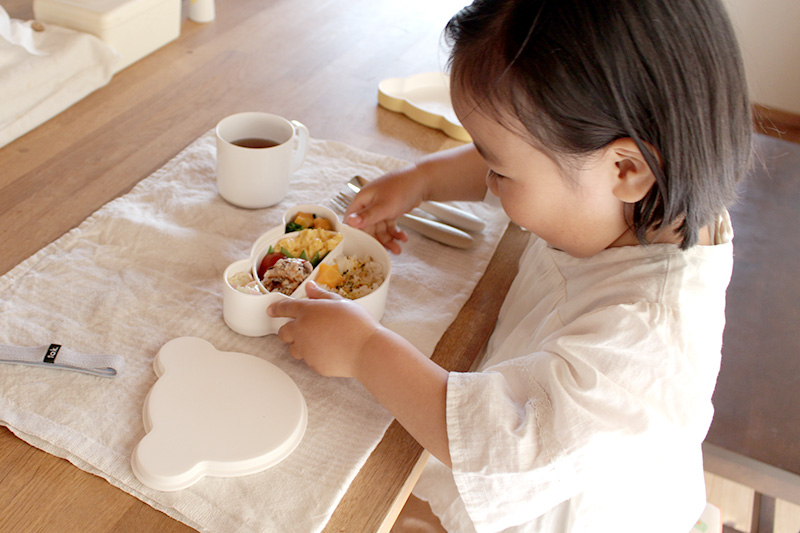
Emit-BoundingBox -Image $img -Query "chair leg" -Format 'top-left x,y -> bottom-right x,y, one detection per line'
751,492 -> 776,533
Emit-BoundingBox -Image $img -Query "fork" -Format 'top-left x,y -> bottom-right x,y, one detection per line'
329,191 -> 474,249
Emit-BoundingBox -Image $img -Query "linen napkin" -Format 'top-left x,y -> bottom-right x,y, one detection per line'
0,7 -> 118,148
0,131 -> 509,532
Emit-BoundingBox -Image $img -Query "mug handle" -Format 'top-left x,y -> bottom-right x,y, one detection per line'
289,120 -> 310,173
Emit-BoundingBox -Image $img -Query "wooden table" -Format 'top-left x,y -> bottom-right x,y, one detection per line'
0,0 -> 528,531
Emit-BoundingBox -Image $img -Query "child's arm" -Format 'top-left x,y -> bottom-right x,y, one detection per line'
268,282 -> 452,465
345,144 -> 488,253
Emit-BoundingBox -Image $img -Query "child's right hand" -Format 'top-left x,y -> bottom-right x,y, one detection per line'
344,145 -> 489,253
344,166 -> 428,254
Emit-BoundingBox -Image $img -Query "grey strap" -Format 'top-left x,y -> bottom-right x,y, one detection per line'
0,343 -> 125,377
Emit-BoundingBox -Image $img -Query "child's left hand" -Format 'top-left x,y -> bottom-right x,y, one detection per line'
267,281 -> 381,378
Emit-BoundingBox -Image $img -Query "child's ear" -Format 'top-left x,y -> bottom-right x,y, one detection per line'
606,138 -> 657,203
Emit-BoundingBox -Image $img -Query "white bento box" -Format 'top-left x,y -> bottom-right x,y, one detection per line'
223,205 -> 392,337
33,0 -> 181,72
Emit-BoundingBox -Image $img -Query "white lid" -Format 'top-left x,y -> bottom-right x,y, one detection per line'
131,337 -> 308,491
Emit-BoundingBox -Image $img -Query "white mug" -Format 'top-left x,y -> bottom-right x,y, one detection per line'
215,112 -> 310,209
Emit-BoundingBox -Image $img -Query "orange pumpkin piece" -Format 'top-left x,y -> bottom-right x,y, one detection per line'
312,217 -> 333,230
294,212 -> 315,228
315,263 -> 344,289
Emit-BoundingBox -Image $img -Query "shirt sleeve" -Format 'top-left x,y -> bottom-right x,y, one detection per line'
444,301 -> 709,531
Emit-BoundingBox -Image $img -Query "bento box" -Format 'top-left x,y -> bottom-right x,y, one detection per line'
222,205 -> 392,336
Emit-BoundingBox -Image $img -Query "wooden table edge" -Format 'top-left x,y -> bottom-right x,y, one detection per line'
323,222 -> 529,532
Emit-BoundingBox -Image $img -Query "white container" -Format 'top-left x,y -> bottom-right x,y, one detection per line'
223,205 -> 392,337
189,0 -> 214,23
33,0 -> 181,72
131,337 -> 308,491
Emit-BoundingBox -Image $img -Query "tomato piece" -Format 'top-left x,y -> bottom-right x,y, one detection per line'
257,252 -> 285,278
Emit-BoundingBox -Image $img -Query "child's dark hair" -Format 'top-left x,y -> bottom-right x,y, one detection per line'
445,0 -> 753,248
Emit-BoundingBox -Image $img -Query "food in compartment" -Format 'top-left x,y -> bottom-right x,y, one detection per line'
315,263 -> 344,289
229,226 -> 352,298
262,257 -> 313,295
275,228 -> 342,264
285,212 -> 334,232
235,227 -> 343,297
315,255 -> 385,299
227,271 -> 265,295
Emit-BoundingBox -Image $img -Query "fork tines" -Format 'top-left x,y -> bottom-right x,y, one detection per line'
329,191 -> 354,214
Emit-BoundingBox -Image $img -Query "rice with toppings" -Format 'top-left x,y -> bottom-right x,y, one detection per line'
332,255 -> 385,299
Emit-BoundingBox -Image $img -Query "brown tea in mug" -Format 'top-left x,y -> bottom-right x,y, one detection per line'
231,137 -> 281,148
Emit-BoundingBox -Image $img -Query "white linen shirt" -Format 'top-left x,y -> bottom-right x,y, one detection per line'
414,213 -> 734,532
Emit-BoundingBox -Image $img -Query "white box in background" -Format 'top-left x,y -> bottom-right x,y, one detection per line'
33,0 -> 181,72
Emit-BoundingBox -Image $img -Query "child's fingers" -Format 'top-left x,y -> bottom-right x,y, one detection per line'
373,223 -> 409,254
267,298 -> 300,318
268,283 -> 344,322
382,239 -> 403,255
390,226 -> 409,242
276,319 -> 297,346
305,281 -> 343,299
344,193 -> 404,231
343,190 -> 376,228
344,207 -> 385,230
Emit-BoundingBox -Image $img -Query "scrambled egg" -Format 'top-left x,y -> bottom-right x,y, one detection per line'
275,229 -> 342,260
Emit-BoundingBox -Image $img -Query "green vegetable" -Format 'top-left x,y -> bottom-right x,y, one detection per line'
285,222 -> 304,233
280,246 -> 294,258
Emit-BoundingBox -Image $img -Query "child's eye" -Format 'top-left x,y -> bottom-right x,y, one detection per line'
488,169 -> 508,179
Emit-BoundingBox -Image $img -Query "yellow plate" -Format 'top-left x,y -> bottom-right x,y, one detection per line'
377,72 -> 471,142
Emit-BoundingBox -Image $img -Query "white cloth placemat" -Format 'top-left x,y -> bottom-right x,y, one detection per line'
0,131 -> 509,532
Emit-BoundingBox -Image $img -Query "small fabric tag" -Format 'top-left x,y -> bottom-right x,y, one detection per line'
43,343 -> 61,364
0,343 -> 125,377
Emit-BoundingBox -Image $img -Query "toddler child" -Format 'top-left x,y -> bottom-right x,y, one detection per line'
269,0 -> 752,530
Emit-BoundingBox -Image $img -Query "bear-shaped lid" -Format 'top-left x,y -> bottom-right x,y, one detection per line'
131,337 -> 307,491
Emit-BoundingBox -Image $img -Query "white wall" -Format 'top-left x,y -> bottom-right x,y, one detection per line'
722,0 -> 800,114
